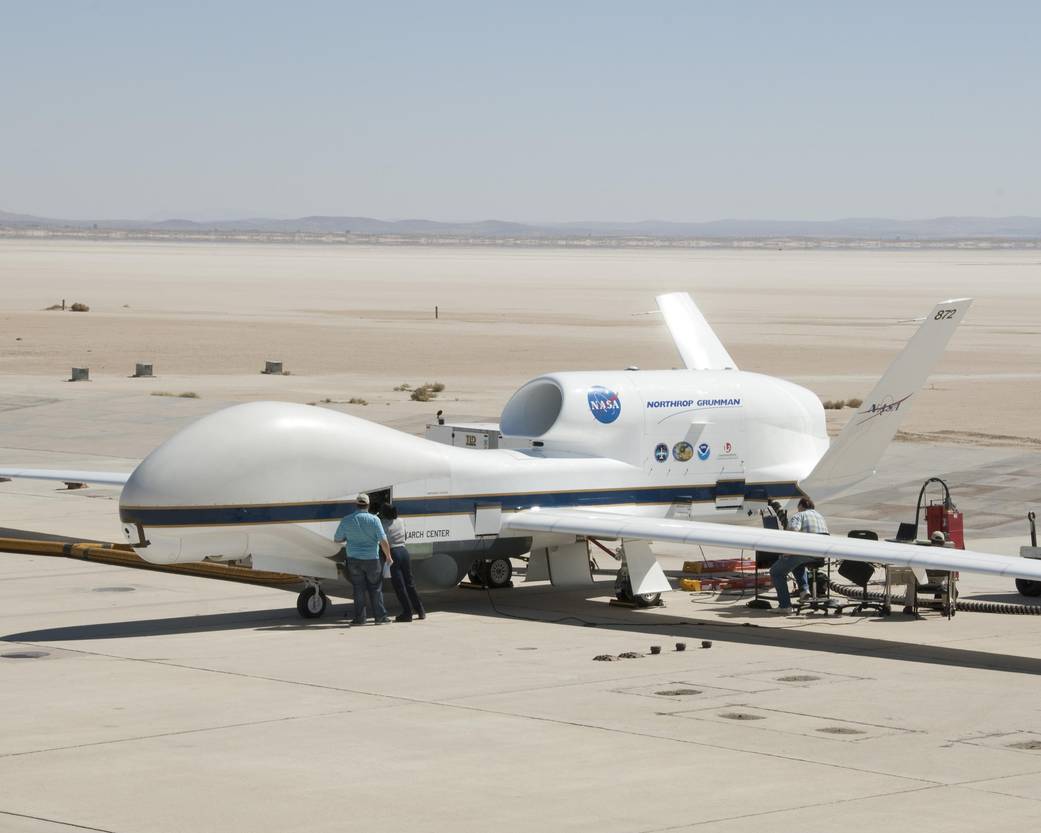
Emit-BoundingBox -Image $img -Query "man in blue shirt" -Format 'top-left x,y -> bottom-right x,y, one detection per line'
335,493 -> 393,625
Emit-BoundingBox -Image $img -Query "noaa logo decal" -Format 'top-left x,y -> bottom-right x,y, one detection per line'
654,443 -> 669,463
587,386 -> 621,424
697,442 -> 711,461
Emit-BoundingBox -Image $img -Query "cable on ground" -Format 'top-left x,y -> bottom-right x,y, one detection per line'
830,582 -> 1041,615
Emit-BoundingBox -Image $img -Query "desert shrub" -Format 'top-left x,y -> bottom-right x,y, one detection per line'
410,385 -> 435,402
429,382 -> 445,392
822,400 -> 844,410
69,302 -> 90,312
348,397 -> 368,405
846,398 -> 863,408
393,384 -> 411,391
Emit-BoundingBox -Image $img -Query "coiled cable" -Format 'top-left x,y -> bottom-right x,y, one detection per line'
830,582 -> 1041,615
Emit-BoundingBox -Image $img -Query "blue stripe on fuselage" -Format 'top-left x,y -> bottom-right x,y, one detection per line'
119,482 -> 804,528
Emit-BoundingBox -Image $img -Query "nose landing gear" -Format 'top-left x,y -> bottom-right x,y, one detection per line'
297,582 -> 329,618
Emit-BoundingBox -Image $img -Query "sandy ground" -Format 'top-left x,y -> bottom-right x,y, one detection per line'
4,241 -> 1041,833
1,240 -> 1040,442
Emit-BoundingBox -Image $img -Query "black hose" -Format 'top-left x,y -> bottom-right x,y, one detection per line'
910,477 -> 954,541
830,582 -> 1041,615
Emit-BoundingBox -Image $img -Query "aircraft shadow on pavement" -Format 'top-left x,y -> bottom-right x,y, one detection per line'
5,579 -> 1041,677
435,580 -> 1041,677
2,608 -> 302,642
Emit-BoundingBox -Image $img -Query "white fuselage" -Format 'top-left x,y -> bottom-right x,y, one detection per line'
118,369 -> 828,582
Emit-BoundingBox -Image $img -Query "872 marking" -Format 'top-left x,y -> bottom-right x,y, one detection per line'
934,309 -> 958,320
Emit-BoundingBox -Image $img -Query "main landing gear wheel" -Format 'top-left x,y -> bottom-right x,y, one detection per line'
615,576 -> 661,608
1016,579 -> 1041,597
297,586 -> 329,618
481,557 -> 513,589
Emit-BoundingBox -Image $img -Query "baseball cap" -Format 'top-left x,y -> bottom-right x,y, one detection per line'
930,530 -> 945,543
355,493 -> 370,506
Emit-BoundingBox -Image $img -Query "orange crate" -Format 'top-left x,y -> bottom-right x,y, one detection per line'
682,558 -> 752,574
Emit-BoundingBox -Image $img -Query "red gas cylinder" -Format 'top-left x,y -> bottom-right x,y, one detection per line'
926,504 -> 965,549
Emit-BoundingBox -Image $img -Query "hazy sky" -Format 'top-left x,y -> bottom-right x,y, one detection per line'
3,1 -> 1040,222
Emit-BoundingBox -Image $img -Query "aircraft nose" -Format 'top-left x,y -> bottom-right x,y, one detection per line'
117,400 -> 449,563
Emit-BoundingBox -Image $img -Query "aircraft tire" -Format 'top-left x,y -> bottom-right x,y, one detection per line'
1016,579 -> 1041,597
634,592 -> 661,607
616,574 -> 660,607
481,557 -> 513,589
297,587 -> 329,618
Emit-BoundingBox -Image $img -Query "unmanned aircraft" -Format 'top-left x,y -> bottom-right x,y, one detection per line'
4,292 -> 1040,617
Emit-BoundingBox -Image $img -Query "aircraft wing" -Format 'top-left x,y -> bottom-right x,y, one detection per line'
0,467 -> 131,486
502,508 -> 1041,582
655,292 -> 737,371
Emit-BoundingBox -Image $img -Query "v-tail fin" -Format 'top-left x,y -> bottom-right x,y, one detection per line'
800,298 -> 973,499
655,292 -> 738,371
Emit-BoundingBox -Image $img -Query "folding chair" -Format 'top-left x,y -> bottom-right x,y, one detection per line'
834,530 -> 891,616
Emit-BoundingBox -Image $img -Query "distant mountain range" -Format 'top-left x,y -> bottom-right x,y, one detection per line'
3,209 -> 1041,239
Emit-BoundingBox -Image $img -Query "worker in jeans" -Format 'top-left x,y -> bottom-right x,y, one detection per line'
770,497 -> 829,611
335,493 -> 393,625
380,502 -> 426,622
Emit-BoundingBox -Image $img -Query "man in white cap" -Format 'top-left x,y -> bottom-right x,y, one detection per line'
334,493 -> 393,625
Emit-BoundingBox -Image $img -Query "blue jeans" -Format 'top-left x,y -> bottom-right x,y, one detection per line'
770,555 -> 815,608
389,546 -> 424,619
347,557 -> 387,622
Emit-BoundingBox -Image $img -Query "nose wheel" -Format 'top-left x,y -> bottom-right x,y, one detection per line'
297,584 -> 329,618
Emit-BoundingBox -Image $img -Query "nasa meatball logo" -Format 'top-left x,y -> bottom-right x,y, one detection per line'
697,442 -> 711,461
654,443 -> 669,463
587,386 -> 621,424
